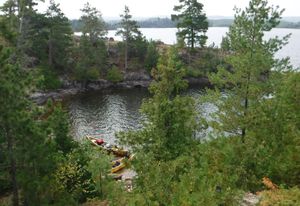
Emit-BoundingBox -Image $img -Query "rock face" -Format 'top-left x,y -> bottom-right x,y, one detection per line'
30,72 -> 211,105
30,89 -> 82,105
123,71 -> 151,81
241,193 -> 260,206
30,74 -> 152,105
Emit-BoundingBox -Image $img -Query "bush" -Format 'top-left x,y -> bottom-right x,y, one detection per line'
144,41 -> 159,71
186,67 -> 203,77
86,67 -> 100,81
74,66 -> 100,81
38,66 -> 62,90
107,66 -> 123,83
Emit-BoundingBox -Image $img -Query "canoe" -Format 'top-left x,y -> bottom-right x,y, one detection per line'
86,135 -> 130,157
111,158 -> 126,173
110,146 -> 130,157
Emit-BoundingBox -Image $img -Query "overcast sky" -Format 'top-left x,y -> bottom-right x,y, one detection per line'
0,0 -> 299,19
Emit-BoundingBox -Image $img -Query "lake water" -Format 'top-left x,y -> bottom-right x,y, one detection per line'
69,27 -> 300,142
108,27 -> 300,68
67,87 -> 211,142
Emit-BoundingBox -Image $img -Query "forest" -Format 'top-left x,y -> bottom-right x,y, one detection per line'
0,0 -> 299,205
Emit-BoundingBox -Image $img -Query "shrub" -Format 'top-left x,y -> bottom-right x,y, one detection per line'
86,67 -> 100,81
38,66 -> 62,90
74,66 -> 100,81
186,67 -> 203,77
145,41 -> 159,71
107,66 -> 123,83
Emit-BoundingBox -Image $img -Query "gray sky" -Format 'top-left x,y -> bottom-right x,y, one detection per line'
0,0 -> 299,19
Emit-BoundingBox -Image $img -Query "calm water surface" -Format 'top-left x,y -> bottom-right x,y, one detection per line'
67,87 -> 212,142
69,28 -> 300,142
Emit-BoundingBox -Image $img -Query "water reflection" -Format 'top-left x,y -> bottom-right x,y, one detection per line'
67,86 -> 216,143
67,88 -> 149,143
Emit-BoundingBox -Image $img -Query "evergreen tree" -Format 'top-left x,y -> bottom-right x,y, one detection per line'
208,0 -> 289,143
250,71 -> 300,186
0,43 -> 77,205
79,2 -> 107,43
15,0 -> 44,66
0,46 -> 22,206
172,0 -> 208,49
116,6 -> 141,70
46,102 -> 77,155
0,0 -> 18,34
75,3 -> 108,82
45,0 -> 73,71
118,47 -> 198,161
144,40 -> 159,71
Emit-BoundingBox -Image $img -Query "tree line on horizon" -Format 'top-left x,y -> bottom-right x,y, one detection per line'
70,17 -> 300,31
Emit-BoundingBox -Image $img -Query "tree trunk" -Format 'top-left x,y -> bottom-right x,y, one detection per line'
125,38 -> 128,71
191,28 -> 194,50
16,0 -> 25,65
7,130 -> 19,206
242,71 -> 251,143
48,36 -> 53,67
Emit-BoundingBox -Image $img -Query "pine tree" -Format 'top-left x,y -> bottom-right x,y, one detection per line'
172,0 -> 208,49
116,6 -> 141,71
208,0 -> 289,143
79,2 -> 107,43
75,3 -> 108,82
118,47 -> 198,161
117,48 -> 219,205
144,40 -> 159,71
45,0 -> 73,71
0,46 -> 22,206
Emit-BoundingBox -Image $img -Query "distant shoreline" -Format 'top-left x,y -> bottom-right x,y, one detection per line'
71,18 -> 300,32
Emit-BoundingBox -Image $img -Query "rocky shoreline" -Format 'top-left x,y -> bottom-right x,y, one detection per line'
30,73 -> 211,105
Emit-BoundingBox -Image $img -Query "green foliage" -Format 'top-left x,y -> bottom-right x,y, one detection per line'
119,47 -> 197,161
74,36 -> 106,81
86,147 -> 128,204
107,66 -> 123,83
184,48 -> 225,77
38,66 -> 62,90
80,2 -> 107,42
0,45 -> 55,205
116,6 -> 143,70
47,102 -> 77,155
128,35 -> 148,61
1,1 -> 299,205
116,6 -> 141,43
208,0 -> 289,142
120,139 -> 243,206
249,72 -> 300,187
53,149 -> 96,203
172,0 -> 208,49
0,44 -> 85,205
73,4 -> 108,82
144,40 -> 159,71
45,0 -> 73,71
204,0 -> 299,193
186,66 -> 202,77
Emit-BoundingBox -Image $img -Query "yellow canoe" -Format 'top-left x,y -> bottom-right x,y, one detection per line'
111,159 -> 126,173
